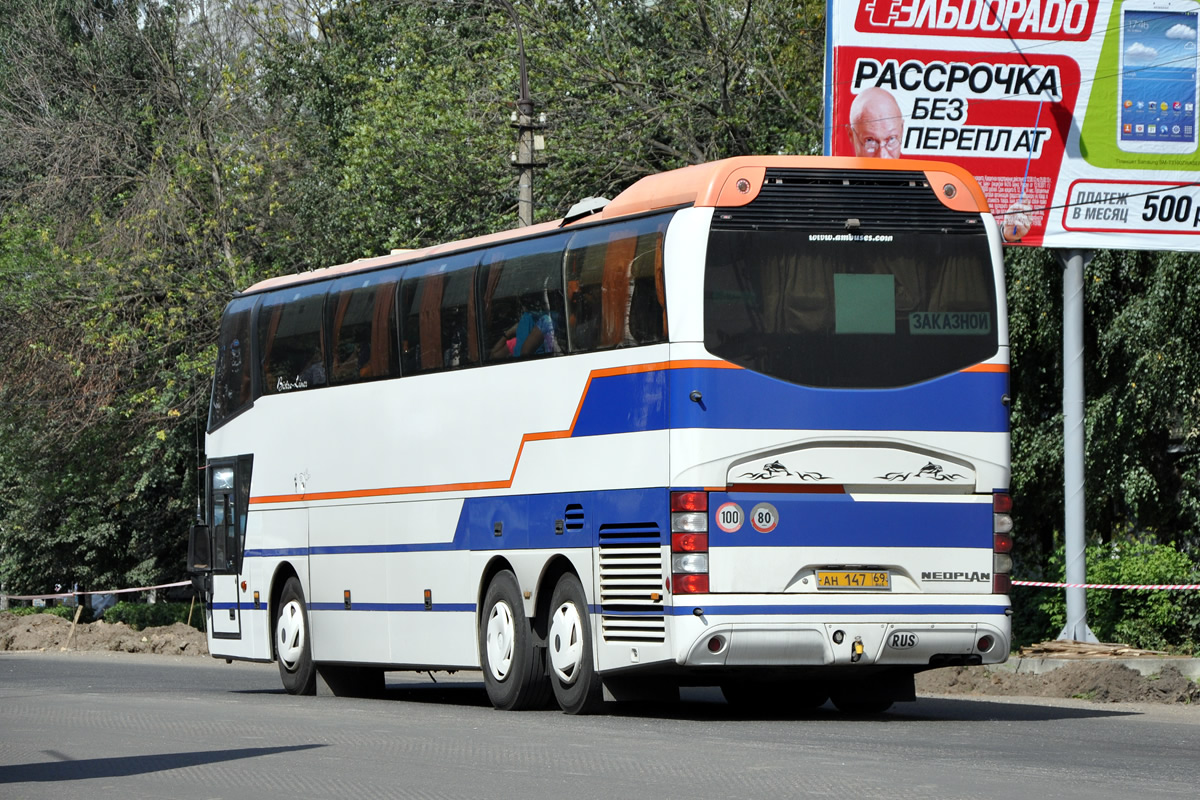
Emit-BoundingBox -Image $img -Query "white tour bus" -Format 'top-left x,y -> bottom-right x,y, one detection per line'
189,155 -> 1014,714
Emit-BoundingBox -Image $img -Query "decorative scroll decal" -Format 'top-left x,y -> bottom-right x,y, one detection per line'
739,460 -> 830,481
877,461 -> 965,482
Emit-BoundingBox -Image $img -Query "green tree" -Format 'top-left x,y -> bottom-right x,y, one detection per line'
255,0 -> 827,258
0,0 -> 300,593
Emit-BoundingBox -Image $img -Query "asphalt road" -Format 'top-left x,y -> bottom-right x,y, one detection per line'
2,651 -> 1198,800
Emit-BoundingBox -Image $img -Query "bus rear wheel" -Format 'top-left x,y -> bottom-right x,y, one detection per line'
275,577 -> 316,695
546,573 -> 602,715
479,570 -> 550,710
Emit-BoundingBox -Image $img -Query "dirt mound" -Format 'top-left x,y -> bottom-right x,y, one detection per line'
0,611 -> 208,656
916,662 -> 1200,704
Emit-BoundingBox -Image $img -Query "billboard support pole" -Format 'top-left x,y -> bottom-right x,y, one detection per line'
1056,248 -> 1098,643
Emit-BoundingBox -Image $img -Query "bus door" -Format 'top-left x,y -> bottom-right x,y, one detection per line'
206,456 -> 253,640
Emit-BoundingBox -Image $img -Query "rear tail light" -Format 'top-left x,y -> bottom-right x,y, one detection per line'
993,492 -> 1013,594
671,532 -> 708,552
671,490 -> 709,594
673,573 -> 710,594
671,491 -> 708,512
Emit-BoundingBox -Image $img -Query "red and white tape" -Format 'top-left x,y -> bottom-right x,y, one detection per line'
1013,580 -> 1200,590
8,578 -> 1198,601
2,580 -> 190,602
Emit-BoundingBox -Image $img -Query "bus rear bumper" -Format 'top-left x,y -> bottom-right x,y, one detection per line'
671,599 -> 1011,669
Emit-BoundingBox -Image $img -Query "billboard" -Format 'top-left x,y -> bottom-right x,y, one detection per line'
825,0 -> 1200,250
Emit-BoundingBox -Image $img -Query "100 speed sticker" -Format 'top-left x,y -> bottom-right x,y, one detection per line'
716,502 -> 744,533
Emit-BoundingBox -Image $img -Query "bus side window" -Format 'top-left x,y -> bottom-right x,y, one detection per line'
399,253 -> 480,375
479,235 -> 569,363
564,213 -> 670,353
627,227 -> 668,344
209,296 -> 256,429
257,284 -> 328,394
327,272 -> 400,386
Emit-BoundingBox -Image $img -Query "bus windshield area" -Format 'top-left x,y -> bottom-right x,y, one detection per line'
703,230 -> 998,389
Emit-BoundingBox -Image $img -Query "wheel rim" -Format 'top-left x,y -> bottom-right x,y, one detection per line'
485,600 -> 515,681
548,600 -> 585,684
276,599 -> 306,673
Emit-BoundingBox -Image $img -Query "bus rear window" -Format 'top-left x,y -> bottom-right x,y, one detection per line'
704,230 -> 998,388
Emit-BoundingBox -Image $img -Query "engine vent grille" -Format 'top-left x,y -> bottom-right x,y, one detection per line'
598,522 -> 665,643
564,503 -> 585,532
710,168 -> 983,234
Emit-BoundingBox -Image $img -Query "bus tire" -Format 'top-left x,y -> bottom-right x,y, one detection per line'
479,570 -> 550,711
275,577 -> 316,696
547,573 -> 602,715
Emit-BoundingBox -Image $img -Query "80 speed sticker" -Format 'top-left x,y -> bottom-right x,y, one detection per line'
750,502 -> 779,533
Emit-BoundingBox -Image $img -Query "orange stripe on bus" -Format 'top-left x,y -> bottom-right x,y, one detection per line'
247,359 -> 739,506
960,363 -> 1009,373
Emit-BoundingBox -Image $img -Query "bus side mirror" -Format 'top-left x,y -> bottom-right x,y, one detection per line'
187,524 -> 211,573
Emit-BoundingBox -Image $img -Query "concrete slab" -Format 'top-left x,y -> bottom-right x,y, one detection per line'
996,657 -> 1200,681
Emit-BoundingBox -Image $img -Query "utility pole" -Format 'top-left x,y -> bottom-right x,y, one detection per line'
1057,249 -> 1099,643
500,0 -> 544,227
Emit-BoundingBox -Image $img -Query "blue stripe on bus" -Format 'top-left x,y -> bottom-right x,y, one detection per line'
708,494 -> 993,549
570,367 -> 670,437
216,601 -> 1007,618
310,543 -> 458,555
570,366 -> 1008,437
244,547 -> 309,558
242,489 -> 992,557
456,488 -> 668,551
309,602 -> 474,613
668,604 -> 1009,616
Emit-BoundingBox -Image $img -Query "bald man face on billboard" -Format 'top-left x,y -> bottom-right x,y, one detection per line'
848,87 -> 904,159
847,87 -> 1031,241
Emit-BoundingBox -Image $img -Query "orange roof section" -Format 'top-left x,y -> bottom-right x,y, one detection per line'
243,155 -> 990,295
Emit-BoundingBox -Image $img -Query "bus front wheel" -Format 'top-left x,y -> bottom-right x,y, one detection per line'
547,573 -> 602,715
275,576 -> 316,695
479,570 -> 550,710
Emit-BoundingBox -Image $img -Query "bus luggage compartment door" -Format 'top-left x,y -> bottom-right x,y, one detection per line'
209,574 -> 242,639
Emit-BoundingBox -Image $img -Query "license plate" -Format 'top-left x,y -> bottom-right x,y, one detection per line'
816,570 -> 890,590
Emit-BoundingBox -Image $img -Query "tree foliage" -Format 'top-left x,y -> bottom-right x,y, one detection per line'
1007,248 -> 1200,567
0,0 -> 297,593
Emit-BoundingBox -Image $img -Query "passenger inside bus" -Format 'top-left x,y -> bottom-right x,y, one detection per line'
490,291 -> 563,358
